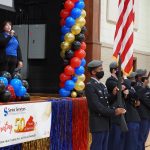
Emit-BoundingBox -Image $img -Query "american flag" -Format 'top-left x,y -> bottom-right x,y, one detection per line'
113,0 -> 135,75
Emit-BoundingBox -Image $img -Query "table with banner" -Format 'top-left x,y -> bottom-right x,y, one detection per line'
0,98 -> 89,150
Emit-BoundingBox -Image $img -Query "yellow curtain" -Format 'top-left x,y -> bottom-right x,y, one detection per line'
22,138 -> 50,150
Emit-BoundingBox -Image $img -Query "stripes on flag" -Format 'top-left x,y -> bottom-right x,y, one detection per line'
113,0 -> 135,75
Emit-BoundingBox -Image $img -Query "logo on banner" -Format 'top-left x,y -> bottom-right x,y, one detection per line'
14,116 -> 36,133
3,107 -> 26,117
4,107 -> 8,117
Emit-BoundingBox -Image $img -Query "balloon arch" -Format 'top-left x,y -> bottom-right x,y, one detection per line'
59,0 -> 87,98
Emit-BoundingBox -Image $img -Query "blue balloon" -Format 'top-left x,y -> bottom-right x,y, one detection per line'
75,66 -> 85,75
81,58 -> 86,66
71,8 -> 82,19
72,76 -> 78,82
75,1 -> 85,9
61,35 -> 65,42
61,25 -> 70,34
0,77 -> 8,87
64,80 -> 75,91
66,17 -> 75,27
59,88 -> 71,97
10,79 -> 22,91
16,86 -> 27,97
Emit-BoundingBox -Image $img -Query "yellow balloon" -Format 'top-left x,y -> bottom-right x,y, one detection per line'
71,91 -> 77,98
77,74 -> 86,82
71,25 -> 81,35
64,33 -> 75,43
75,81 -> 85,91
61,41 -> 71,51
81,10 -> 86,18
76,17 -> 86,27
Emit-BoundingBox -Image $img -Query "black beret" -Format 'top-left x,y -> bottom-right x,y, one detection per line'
87,60 -> 103,68
128,72 -> 137,79
109,62 -> 118,69
136,69 -> 147,76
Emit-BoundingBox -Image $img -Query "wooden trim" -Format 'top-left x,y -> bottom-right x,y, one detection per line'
85,0 -> 101,61
84,0 -> 101,81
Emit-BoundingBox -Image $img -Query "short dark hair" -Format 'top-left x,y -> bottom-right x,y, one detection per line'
1,20 -> 12,32
88,67 -> 97,75
110,68 -> 117,73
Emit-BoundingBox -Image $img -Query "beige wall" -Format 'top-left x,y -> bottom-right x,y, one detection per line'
100,0 -> 150,53
100,0 -> 150,84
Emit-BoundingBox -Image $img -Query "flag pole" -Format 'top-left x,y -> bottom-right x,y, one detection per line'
117,53 -> 128,132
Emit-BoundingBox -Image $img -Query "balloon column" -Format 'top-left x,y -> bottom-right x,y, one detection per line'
0,71 -> 30,102
59,0 -> 87,97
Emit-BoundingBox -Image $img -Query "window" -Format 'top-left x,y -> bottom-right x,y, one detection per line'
0,0 -> 15,11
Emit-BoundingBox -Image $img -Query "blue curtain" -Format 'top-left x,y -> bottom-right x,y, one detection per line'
50,99 -> 73,150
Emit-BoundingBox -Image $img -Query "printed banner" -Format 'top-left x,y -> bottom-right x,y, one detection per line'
0,101 -> 51,148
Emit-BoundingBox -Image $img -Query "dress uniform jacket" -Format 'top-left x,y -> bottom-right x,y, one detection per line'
85,78 -> 116,132
137,86 -> 150,119
105,76 -> 122,125
125,86 -> 141,122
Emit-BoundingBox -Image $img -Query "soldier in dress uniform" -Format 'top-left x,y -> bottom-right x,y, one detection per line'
122,72 -> 141,150
135,69 -> 147,87
135,71 -> 150,150
85,60 -> 126,150
106,61 -> 125,150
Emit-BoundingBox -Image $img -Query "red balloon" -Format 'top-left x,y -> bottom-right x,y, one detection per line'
81,42 -> 86,50
6,85 -> 16,101
70,57 -> 81,68
59,73 -> 71,82
74,49 -> 86,59
64,0 -> 75,10
64,65 -> 75,76
60,9 -> 70,18
70,0 -> 79,3
59,82 -> 65,88
60,18 -> 66,26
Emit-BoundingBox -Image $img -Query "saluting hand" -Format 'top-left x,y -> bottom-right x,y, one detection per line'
112,86 -> 119,95
115,108 -> 126,116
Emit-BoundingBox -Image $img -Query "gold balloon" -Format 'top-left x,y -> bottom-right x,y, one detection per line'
71,91 -> 77,98
77,74 -> 86,82
71,25 -> 81,35
61,41 -> 71,51
64,33 -> 75,43
81,10 -> 86,18
75,81 -> 85,91
76,17 -> 86,27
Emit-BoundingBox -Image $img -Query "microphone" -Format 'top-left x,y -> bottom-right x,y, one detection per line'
10,30 -> 15,36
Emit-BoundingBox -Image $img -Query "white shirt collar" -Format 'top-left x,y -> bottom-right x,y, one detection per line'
91,77 -> 100,83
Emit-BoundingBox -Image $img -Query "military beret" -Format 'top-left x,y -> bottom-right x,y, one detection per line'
128,72 -> 137,79
136,69 -> 147,76
87,60 -> 103,68
106,80 -> 118,92
109,62 -> 118,69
